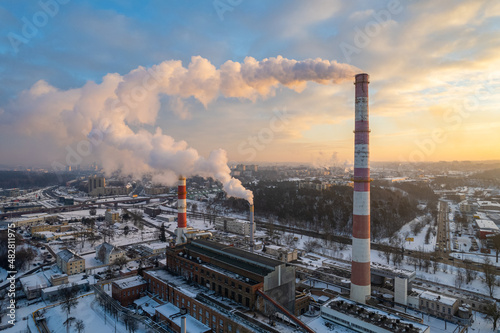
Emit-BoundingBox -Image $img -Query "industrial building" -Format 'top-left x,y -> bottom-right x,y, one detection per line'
111,275 -> 148,307
321,297 -> 430,333
30,221 -> 70,234
214,217 -> 253,236
155,303 -> 211,333
417,290 -> 459,321
144,206 -> 162,217
141,242 -> 167,255
477,200 -> 500,212
474,212 -> 499,239
6,213 -> 50,227
263,244 -> 298,263
165,239 -> 297,312
88,175 -> 105,194
156,214 -> 176,223
144,185 -> 169,195
20,273 -> 50,300
87,175 -> 132,196
142,267 -> 301,333
298,180 -> 331,191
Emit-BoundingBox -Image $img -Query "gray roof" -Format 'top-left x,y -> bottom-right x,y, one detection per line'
186,239 -> 283,277
96,242 -> 123,257
57,249 -> 83,263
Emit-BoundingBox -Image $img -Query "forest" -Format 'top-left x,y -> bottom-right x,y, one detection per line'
0,171 -> 74,189
226,180 -> 438,240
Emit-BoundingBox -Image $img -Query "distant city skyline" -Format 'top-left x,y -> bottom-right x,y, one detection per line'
1,1 -> 499,171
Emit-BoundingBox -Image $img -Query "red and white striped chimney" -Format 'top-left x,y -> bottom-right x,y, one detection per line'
175,176 -> 187,245
351,73 -> 371,304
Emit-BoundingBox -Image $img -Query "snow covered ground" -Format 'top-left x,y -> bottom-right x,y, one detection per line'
375,214 -> 436,252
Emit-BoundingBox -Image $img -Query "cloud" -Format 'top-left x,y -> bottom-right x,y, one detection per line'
0,55 -> 358,202
1,0 -> 499,167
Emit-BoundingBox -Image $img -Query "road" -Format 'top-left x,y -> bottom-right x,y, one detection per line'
436,200 -> 450,256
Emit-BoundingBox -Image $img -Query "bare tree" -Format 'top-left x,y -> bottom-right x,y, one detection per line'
60,284 -> 79,333
391,252 -> 403,267
454,269 -> 465,289
422,258 -> 431,273
484,302 -> 500,331
266,222 -> 275,239
492,234 -> 500,263
159,223 -> 167,242
63,317 -> 75,333
128,316 -> 138,333
113,256 -> 128,270
431,260 -> 440,274
464,262 -> 477,284
483,257 -> 497,297
382,246 -> 392,265
303,240 -> 320,253
15,246 -> 36,270
282,234 -> 297,248
75,319 -> 85,333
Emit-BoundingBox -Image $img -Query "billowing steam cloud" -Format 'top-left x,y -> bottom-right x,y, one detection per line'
1,56 -> 358,204
312,152 -> 353,173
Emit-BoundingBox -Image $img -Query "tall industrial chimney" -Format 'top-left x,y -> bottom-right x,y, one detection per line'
249,204 -> 255,252
350,73 -> 371,304
175,176 -> 188,245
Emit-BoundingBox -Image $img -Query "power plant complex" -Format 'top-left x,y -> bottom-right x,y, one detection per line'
103,74 -> 438,333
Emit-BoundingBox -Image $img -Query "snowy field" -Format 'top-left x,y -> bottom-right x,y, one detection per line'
379,215 -> 437,252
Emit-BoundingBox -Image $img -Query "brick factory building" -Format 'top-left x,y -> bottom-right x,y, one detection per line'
111,275 -> 148,307
110,240 -> 311,332
165,239 -> 297,313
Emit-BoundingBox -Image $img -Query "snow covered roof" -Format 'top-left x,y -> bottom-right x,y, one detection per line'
96,242 -> 123,256
477,201 -> 500,211
475,218 -> 499,231
57,249 -> 84,263
113,275 -> 147,289
419,290 -> 457,306
20,273 -> 50,290
143,242 -> 167,250
20,213 -> 50,218
42,279 -> 89,294
147,270 -> 199,298
323,296 -> 430,332
155,303 -> 211,333
133,296 -> 160,316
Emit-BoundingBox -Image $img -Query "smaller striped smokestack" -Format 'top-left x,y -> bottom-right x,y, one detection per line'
176,176 -> 188,245
249,204 -> 255,252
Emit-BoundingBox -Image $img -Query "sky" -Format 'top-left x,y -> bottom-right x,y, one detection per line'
1,0 -> 500,172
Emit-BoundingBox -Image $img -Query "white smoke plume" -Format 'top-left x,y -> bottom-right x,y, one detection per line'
1,56 -> 359,204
